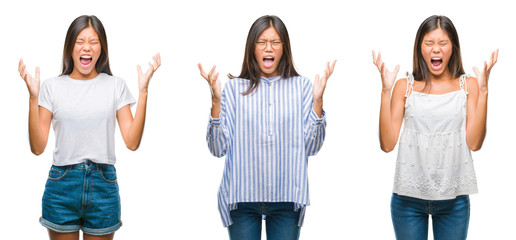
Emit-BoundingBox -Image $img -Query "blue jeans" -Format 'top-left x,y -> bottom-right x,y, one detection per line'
40,161 -> 121,235
228,202 -> 300,240
391,193 -> 470,240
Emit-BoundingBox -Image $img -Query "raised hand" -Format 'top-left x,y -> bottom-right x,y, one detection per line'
18,58 -> 41,99
472,49 -> 498,93
313,60 -> 337,102
137,53 -> 161,92
198,63 -> 221,102
372,50 -> 400,92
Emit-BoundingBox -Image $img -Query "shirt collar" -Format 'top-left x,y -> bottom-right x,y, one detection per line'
260,75 -> 281,84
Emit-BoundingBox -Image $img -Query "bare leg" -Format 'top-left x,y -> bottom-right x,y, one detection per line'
48,230 -> 79,240
84,233 -> 115,240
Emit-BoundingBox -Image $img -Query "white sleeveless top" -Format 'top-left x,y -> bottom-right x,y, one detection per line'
393,74 -> 478,200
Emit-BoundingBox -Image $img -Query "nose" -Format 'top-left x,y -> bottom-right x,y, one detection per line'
82,43 -> 92,52
431,45 -> 441,53
264,41 -> 273,52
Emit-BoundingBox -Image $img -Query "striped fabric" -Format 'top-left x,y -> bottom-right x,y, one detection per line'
206,75 -> 326,227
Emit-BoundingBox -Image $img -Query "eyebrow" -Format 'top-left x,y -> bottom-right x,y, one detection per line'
423,40 -> 449,43
257,38 -> 281,41
76,38 -> 99,42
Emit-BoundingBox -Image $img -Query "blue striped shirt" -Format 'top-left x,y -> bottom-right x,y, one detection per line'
206,75 -> 327,227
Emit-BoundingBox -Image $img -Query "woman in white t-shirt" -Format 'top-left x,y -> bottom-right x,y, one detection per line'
18,15 -> 160,240
373,15 -> 497,239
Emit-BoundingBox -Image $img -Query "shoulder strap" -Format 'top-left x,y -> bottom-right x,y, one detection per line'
459,74 -> 470,95
405,73 -> 414,98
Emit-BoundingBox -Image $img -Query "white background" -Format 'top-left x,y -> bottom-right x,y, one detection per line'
1,0 -> 514,239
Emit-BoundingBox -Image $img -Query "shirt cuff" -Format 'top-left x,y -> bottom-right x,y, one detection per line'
310,108 -> 326,125
209,115 -> 222,126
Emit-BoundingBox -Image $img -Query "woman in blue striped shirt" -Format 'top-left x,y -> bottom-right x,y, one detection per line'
198,15 -> 336,240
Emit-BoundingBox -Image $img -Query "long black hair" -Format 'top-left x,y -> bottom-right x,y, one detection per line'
61,15 -> 111,76
230,15 -> 299,95
412,15 -> 464,84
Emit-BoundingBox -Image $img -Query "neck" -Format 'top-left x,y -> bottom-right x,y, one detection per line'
429,70 -> 452,82
69,69 -> 99,80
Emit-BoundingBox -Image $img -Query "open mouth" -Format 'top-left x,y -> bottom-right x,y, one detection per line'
430,57 -> 443,69
80,56 -> 93,67
263,56 -> 275,68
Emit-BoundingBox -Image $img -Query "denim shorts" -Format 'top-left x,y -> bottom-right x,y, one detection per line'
40,160 -> 122,235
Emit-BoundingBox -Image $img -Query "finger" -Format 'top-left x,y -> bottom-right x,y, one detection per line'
377,52 -> 383,67
212,72 -> 219,84
210,69 -> 219,81
197,63 -> 208,79
472,66 -> 480,78
35,67 -> 40,80
488,49 -> 498,69
208,65 -> 217,80
372,50 -> 376,64
330,60 -> 337,71
18,58 -> 24,73
19,62 -> 26,77
328,60 -> 337,76
380,62 -> 385,73
197,63 -> 205,74
147,62 -> 154,76
393,64 -> 400,76
137,65 -> 142,76
155,53 -> 161,67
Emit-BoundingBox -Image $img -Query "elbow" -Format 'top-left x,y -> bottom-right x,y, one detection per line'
380,142 -> 395,153
126,143 -> 140,151
381,146 -> 394,153
31,149 -> 44,156
468,143 -> 483,152
30,145 -> 45,156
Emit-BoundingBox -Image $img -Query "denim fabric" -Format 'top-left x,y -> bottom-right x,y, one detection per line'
391,193 -> 470,240
40,160 -> 121,235
228,202 -> 300,240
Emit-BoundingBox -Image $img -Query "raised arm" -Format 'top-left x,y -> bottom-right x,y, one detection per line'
466,49 -> 498,151
19,59 -> 52,155
312,60 -> 336,118
372,51 -> 405,153
199,63 -> 232,157
198,63 -> 221,118
117,53 -> 161,151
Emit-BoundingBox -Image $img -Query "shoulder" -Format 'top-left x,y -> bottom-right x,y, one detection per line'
464,75 -> 478,87
393,78 -> 409,93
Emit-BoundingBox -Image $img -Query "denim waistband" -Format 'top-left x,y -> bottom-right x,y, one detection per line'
57,160 -> 112,170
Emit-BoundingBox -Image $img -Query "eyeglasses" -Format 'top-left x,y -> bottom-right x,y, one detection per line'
256,40 -> 282,50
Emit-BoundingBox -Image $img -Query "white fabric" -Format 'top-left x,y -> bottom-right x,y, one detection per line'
39,73 -> 136,166
393,75 -> 478,200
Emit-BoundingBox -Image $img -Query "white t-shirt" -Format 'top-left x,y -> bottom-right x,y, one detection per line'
39,73 -> 136,166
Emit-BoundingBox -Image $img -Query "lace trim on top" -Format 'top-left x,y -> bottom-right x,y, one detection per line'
405,73 -> 469,97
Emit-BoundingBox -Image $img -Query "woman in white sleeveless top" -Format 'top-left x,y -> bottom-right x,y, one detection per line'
373,15 -> 498,240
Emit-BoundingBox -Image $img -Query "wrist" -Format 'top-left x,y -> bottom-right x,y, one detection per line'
139,88 -> 148,95
211,96 -> 221,104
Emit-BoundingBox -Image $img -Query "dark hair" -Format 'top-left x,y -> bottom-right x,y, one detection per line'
61,15 -> 111,76
412,15 -> 464,85
230,15 -> 299,95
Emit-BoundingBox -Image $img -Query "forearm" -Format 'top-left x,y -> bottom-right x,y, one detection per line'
379,90 -> 396,152
313,98 -> 323,118
28,98 -> 46,155
211,98 -> 221,118
126,91 -> 148,151
467,91 -> 488,151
